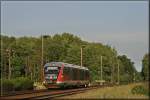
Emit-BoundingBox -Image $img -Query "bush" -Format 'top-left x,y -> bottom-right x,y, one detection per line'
0,79 -> 14,92
21,78 -> 34,90
131,85 -> 149,96
13,77 -> 34,91
0,77 -> 34,92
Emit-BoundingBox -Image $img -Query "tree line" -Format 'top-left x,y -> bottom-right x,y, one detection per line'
0,33 -> 148,84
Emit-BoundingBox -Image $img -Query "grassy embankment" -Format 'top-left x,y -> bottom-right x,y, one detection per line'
58,82 -> 149,99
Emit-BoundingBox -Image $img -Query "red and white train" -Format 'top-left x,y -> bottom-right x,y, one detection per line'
43,62 -> 90,88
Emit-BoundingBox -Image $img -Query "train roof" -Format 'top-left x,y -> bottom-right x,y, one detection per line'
44,62 -> 89,70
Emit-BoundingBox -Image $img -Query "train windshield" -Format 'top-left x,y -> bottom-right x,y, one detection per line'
44,66 -> 59,74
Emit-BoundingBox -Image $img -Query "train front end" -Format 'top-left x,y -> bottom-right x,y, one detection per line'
43,62 -> 62,88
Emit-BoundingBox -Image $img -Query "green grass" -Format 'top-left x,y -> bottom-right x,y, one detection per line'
58,82 -> 149,99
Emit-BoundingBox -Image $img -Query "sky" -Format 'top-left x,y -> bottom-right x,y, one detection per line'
1,1 -> 149,72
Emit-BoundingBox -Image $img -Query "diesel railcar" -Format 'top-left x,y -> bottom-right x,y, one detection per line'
43,62 -> 90,88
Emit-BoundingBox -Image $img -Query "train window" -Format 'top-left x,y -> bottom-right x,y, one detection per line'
80,69 -> 84,80
88,71 -> 90,78
74,68 -> 78,80
76,69 -> 78,80
44,66 -> 61,75
44,68 -> 58,74
81,70 -> 84,80
79,69 -> 82,80
87,71 -> 89,79
69,67 -> 73,80
71,68 -> 77,80
72,68 -> 74,80
76,69 -> 80,80
83,70 -> 85,80
78,69 -> 80,80
79,69 -> 81,80
72,68 -> 75,80
86,71 -> 88,79
82,70 -> 84,80
63,67 -> 69,75
85,70 -> 88,80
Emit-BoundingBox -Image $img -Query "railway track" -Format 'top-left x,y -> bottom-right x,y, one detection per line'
29,87 -> 98,99
1,89 -> 49,96
0,85 -> 114,100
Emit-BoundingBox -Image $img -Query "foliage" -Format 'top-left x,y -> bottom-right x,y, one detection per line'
1,33 -> 138,84
118,55 -> 137,84
0,77 -> 33,92
0,78 -> 14,92
141,53 -> 149,81
12,77 -> 34,91
131,85 -> 149,96
134,72 -> 143,82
